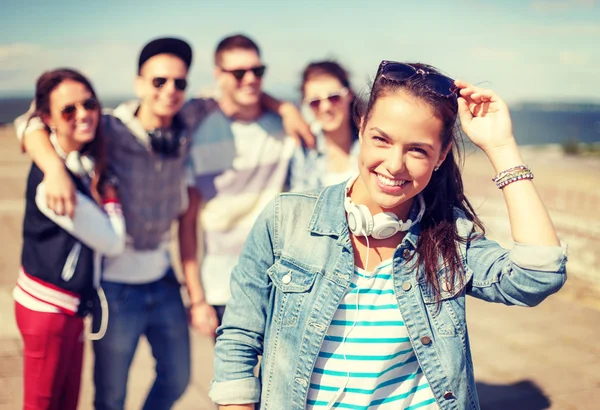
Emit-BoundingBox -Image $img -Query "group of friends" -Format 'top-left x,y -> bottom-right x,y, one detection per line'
13,33 -> 567,410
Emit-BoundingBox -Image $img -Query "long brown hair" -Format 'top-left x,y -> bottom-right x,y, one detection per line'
30,68 -> 106,204
360,62 -> 485,303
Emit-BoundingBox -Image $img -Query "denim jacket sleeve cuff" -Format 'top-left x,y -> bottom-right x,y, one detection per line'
510,240 -> 568,272
209,377 -> 261,405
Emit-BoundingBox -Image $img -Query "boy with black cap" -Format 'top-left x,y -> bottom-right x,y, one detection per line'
14,36 -> 311,410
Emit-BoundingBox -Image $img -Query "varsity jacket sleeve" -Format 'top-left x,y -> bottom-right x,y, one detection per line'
35,183 -> 126,256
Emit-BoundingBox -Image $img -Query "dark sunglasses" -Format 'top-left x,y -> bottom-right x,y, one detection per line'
151,77 -> 188,91
60,98 -> 99,122
306,88 -> 349,110
378,60 -> 459,98
220,65 -> 267,81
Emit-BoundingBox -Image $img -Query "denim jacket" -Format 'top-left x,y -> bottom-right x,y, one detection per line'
289,123 -> 360,192
210,182 -> 567,410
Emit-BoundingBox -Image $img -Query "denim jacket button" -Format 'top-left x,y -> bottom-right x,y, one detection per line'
402,249 -> 411,259
282,273 -> 292,284
402,281 -> 412,291
295,377 -> 308,387
421,336 -> 432,345
311,322 -> 326,331
443,391 -> 454,400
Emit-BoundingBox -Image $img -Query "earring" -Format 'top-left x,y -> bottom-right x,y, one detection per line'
434,166 -> 440,171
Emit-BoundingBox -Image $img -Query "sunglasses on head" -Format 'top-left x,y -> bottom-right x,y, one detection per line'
378,61 -> 459,98
151,77 -> 188,91
60,98 -> 99,122
306,88 -> 349,110
220,65 -> 267,81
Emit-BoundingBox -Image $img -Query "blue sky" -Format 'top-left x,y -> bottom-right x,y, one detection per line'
1,0 -> 598,104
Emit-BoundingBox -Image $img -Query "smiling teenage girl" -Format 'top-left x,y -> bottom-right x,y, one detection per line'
14,69 -> 125,410
209,61 -> 567,410
290,61 -> 360,191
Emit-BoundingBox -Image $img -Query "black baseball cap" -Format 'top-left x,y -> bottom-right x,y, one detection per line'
138,37 -> 193,73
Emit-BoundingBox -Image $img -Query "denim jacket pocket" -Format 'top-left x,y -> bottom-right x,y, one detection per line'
419,264 -> 473,337
268,258 -> 318,327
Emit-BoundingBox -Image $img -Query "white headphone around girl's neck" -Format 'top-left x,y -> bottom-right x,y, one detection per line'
344,175 -> 425,240
50,132 -> 95,179
65,151 -> 95,178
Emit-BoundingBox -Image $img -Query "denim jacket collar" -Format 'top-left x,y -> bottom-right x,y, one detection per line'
307,180 -> 423,250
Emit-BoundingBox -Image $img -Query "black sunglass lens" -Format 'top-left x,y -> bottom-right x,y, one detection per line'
174,79 -> 187,91
231,70 -> 246,81
328,94 -> 342,104
427,74 -> 456,97
82,99 -> 98,111
381,63 -> 416,81
252,66 -> 266,78
152,78 -> 167,88
61,106 -> 76,120
308,100 -> 320,110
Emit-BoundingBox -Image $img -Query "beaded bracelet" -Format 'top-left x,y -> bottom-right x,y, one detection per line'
495,169 -> 530,185
492,164 -> 530,183
492,165 -> 534,189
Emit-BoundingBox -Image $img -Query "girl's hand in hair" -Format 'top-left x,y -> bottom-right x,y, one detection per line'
455,80 -> 517,156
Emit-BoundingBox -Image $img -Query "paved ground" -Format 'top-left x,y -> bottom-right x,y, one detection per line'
1,127 -> 599,409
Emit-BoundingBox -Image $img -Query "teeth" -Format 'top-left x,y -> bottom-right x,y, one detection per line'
377,174 -> 406,187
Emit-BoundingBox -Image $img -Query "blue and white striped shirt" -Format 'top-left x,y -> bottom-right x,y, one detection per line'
307,259 -> 439,410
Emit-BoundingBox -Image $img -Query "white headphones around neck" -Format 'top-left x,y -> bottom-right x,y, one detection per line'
65,151 -> 95,179
50,132 -> 95,179
344,176 -> 425,240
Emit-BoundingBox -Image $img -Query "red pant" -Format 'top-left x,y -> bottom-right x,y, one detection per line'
15,302 -> 84,410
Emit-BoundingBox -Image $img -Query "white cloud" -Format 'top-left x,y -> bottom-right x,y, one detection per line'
559,51 -> 589,65
0,41 -> 214,97
521,22 -> 600,37
0,43 -> 40,60
0,43 -> 43,71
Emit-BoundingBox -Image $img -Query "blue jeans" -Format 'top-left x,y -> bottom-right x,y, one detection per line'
92,269 -> 190,410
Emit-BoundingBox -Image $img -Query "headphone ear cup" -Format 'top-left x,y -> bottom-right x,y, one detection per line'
65,152 -> 84,177
65,152 -> 96,178
345,199 -> 372,237
345,198 -> 362,236
371,212 -> 400,240
80,155 -> 95,175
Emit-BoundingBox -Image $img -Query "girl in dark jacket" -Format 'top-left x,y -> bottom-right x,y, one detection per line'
14,69 -> 125,410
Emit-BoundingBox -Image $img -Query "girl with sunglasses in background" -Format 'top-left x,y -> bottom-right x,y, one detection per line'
14,68 -> 125,410
290,61 -> 361,191
209,61 -> 567,410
